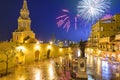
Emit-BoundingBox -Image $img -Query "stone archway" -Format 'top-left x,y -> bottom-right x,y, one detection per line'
35,50 -> 40,61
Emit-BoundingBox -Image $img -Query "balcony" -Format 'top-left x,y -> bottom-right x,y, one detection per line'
99,37 -> 110,43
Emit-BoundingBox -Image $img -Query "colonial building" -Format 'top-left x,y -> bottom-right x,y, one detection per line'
12,0 -> 36,43
88,14 -> 120,47
88,14 -> 120,60
0,0 -> 73,71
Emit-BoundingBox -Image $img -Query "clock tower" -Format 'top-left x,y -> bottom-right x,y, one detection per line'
12,0 -> 36,43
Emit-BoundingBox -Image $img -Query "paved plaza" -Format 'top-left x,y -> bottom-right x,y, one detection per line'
0,55 -> 120,80
0,59 -> 58,80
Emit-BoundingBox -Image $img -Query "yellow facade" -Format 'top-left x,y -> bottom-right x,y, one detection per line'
88,14 -> 120,59
12,0 -> 35,43
0,0 -> 74,71
89,14 -> 120,48
0,42 -> 72,71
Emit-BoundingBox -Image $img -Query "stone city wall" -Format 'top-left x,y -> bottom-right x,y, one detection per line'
0,42 -> 71,71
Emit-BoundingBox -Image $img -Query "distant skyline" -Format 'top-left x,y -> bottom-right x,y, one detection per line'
0,0 -> 120,42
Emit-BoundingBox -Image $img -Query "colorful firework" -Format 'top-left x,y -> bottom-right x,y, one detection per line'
77,0 -> 111,23
101,14 -> 113,20
56,9 -> 78,32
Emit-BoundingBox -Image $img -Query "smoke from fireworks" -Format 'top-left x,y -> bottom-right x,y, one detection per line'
56,9 -> 78,32
77,0 -> 111,23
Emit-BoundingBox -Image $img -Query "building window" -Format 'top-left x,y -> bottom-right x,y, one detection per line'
101,27 -> 103,31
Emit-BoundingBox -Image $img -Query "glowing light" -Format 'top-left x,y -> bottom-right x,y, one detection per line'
16,46 -> 26,52
62,9 -> 69,13
37,41 -> 39,45
47,45 -> 52,50
35,42 -> 40,50
78,49 -> 81,57
90,49 -> 93,53
35,45 -> 40,50
98,50 -> 101,55
49,41 -> 53,44
87,48 -> 90,52
25,41 -> 27,43
59,48 -> 63,52
48,64 -> 54,79
34,68 -> 42,80
77,0 -> 111,23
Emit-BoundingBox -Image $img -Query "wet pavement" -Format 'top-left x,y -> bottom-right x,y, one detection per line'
0,59 -> 58,80
0,54 -> 120,80
86,54 -> 120,80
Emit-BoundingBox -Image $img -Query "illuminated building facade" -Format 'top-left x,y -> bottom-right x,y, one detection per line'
88,14 -> 120,60
12,0 -> 35,43
0,0 -> 73,71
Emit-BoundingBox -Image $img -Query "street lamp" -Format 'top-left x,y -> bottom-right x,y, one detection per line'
59,48 -> 63,52
47,45 -> 52,50
35,42 -> 40,51
49,41 -> 53,45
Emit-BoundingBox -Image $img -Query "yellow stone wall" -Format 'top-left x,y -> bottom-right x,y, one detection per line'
12,31 -> 35,43
89,14 -> 120,48
0,42 -> 72,71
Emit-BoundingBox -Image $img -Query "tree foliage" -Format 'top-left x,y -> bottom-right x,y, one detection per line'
0,42 -> 17,74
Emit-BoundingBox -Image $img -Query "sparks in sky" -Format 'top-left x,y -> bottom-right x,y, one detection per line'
101,14 -> 113,20
56,9 -> 78,32
77,0 -> 111,23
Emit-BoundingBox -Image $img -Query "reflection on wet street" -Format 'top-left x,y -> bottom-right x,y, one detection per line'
87,54 -> 120,80
0,54 -> 120,80
0,59 -> 58,80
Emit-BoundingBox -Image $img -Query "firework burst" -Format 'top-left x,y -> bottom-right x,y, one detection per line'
101,14 -> 113,20
77,0 -> 111,23
56,9 -> 78,32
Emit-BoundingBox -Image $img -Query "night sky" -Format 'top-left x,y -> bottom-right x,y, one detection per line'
0,0 -> 120,42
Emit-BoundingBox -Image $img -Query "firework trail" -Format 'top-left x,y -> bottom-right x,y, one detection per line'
56,9 -> 78,32
77,0 -> 111,23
